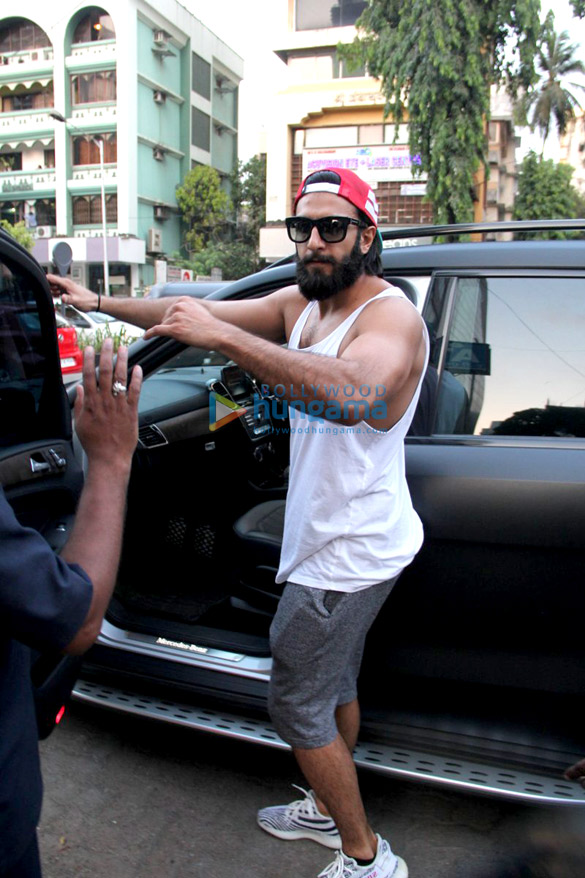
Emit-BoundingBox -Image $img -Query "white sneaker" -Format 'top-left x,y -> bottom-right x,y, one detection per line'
317,835 -> 408,878
257,785 -> 342,849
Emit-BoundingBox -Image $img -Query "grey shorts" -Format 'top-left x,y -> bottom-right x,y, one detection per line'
267,577 -> 398,750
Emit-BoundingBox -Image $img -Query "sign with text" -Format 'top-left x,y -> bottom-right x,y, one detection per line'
167,267 -> 194,282
303,145 -> 428,184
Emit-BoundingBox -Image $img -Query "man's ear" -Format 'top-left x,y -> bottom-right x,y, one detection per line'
360,225 -> 377,253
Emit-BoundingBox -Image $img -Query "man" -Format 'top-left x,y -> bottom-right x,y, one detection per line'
1,340 -> 142,877
48,168 -> 428,878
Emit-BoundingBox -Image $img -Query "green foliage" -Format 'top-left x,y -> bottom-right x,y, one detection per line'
518,11 -> 585,153
570,0 -> 585,17
230,155 -> 267,248
77,322 -> 135,354
172,155 -> 267,279
340,0 -> 541,223
175,165 -> 232,254
187,240 -> 261,279
513,150 -> 583,236
0,219 -> 35,252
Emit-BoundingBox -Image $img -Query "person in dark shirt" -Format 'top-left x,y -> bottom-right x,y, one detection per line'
0,339 -> 142,877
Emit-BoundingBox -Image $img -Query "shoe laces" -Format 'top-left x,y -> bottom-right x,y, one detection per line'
286,784 -> 318,818
317,851 -> 354,878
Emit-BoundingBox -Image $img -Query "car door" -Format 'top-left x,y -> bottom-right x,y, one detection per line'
0,229 -> 85,736
361,263 -> 585,769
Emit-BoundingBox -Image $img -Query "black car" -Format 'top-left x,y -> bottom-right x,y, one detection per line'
1,221 -> 584,806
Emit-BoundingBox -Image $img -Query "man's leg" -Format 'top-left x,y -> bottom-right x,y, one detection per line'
294,723 -> 377,861
335,699 -> 360,751
311,698 -> 360,814
263,580 -> 398,860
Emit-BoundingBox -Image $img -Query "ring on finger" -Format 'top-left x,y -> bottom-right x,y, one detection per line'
112,379 -> 127,397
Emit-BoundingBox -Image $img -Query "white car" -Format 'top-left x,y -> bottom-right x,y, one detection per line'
55,303 -> 143,343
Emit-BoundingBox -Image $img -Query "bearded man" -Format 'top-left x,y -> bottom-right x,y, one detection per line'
49,168 -> 428,878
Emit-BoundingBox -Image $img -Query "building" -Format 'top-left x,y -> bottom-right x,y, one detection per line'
484,88 -> 520,231
260,0 -> 519,261
560,112 -> 585,193
0,1 -> 243,293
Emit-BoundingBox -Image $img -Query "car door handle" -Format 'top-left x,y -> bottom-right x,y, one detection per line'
30,459 -> 51,473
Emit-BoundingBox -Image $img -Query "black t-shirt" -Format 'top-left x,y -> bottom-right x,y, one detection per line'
0,489 -> 92,871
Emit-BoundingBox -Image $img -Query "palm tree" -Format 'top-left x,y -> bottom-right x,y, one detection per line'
523,10 -> 585,156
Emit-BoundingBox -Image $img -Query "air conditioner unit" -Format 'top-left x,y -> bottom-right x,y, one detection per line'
153,147 -> 165,162
147,227 -> 162,253
153,90 -> 166,104
154,204 -> 168,220
153,30 -> 167,46
36,225 -> 55,238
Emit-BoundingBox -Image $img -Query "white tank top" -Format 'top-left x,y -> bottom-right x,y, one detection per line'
275,288 -> 429,592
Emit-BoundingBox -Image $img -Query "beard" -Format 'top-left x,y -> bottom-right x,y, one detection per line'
296,234 -> 366,302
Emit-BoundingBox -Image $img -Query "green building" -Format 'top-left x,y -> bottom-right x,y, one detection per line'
0,1 -> 243,292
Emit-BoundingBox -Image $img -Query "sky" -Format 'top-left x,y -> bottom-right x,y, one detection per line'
183,0 -> 585,163
183,0 -> 286,160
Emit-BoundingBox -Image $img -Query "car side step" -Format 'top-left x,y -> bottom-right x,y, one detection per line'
72,679 -> 585,806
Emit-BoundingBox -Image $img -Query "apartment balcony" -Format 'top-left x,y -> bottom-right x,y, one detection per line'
0,47 -> 54,77
0,109 -> 55,139
68,164 -> 117,191
72,226 -> 119,239
69,105 -> 117,128
0,167 -> 56,195
66,40 -> 116,70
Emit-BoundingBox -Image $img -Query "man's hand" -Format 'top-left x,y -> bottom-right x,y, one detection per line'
61,339 -> 142,654
74,338 -> 142,474
144,297 -> 226,349
565,758 -> 585,785
47,274 -> 99,312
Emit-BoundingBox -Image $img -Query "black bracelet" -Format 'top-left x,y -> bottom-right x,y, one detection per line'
96,293 -> 101,312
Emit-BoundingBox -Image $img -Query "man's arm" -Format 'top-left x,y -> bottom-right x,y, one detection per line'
60,339 -> 142,654
565,758 -> 585,784
47,274 -> 177,329
144,296 -> 426,429
47,274 -> 296,342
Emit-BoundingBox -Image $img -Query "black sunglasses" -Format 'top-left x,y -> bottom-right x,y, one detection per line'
285,215 -> 366,244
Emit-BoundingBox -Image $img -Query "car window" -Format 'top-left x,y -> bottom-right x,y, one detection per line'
59,304 -> 91,329
86,310 -> 115,325
0,257 -> 49,446
434,276 -> 585,437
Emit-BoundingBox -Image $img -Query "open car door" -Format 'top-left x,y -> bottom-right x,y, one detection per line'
0,229 -> 85,737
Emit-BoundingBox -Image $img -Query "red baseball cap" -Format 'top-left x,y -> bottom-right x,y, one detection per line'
294,168 -> 379,227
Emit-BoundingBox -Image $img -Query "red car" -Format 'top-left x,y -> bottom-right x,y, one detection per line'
56,313 -> 83,375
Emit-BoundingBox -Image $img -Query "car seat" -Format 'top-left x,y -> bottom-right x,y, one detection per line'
232,499 -> 286,614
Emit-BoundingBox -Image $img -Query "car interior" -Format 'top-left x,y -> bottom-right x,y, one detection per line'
100,264 -> 585,790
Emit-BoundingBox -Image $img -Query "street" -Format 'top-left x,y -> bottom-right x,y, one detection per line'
38,702 -> 585,878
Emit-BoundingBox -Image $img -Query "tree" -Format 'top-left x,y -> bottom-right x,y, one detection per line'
513,150 -> 583,235
230,154 -> 266,250
0,220 -> 35,252
175,165 -> 232,254
172,156 -> 267,280
186,240 -> 260,280
519,11 -> 585,155
340,0 -> 541,224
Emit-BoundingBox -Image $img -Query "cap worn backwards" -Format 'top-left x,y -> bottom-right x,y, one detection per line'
294,168 -> 379,228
